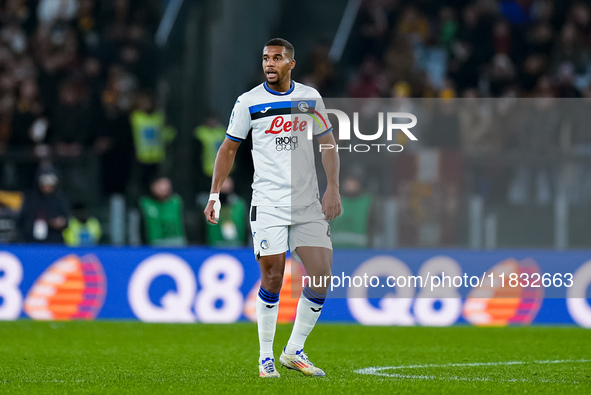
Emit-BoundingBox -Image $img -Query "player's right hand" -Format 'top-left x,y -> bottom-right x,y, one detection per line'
204,197 -> 221,224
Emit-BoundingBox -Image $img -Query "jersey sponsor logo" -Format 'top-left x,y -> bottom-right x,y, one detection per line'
276,136 -> 298,151
311,307 -> 322,312
261,106 -> 272,113
265,116 -> 308,134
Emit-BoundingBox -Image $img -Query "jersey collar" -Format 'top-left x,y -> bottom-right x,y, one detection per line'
264,80 -> 295,95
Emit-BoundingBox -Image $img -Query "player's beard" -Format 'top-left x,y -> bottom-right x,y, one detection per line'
265,76 -> 281,86
265,70 -> 285,88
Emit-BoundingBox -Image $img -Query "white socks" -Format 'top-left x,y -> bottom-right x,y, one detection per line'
285,286 -> 326,355
257,285 -> 326,361
256,287 -> 279,363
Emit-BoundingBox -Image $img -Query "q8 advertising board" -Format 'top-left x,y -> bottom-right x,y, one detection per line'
0,247 -> 590,327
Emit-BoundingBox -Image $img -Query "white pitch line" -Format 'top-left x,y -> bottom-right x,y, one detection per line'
355,359 -> 591,383
1,379 -> 86,384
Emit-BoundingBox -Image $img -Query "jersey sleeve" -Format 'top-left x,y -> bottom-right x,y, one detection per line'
312,95 -> 333,137
225,96 -> 250,141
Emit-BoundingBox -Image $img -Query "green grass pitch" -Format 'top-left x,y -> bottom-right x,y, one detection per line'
0,322 -> 589,393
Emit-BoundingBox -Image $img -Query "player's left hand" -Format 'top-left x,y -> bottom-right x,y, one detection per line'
322,185 -> 341,221
204,195 -> 221,224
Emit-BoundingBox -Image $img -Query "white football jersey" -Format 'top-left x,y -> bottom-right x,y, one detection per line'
226,81 -> 332,207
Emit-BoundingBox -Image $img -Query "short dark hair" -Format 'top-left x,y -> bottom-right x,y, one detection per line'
264,38 -> 295,59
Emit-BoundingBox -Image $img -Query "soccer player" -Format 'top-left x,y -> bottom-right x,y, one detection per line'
204,38 -> 341,378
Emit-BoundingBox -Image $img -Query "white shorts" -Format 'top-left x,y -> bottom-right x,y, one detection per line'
250,201 -> 332,262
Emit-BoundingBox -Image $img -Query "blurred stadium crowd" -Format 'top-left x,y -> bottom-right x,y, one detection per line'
0,0 -> 160,192
0,0 -> 590,247
307,0 -> 591,99
0,0 -> 167,244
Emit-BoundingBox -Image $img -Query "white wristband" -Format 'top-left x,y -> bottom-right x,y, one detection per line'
209,193 -> 221,220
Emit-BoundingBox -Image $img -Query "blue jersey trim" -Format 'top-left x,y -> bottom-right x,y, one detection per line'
225,133 -> 243,142
264,81 -> 295,96
315,127 -> 333,138
249,100 -> 317,115
249,101 -> 291,114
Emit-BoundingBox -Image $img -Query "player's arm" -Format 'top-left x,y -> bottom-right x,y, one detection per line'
317,132 -> 341,221
204,138 -> 241,224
